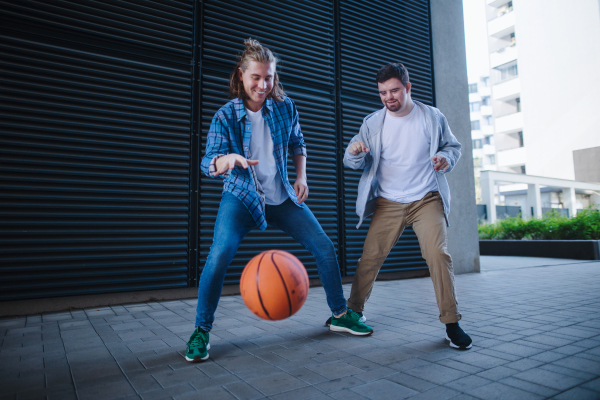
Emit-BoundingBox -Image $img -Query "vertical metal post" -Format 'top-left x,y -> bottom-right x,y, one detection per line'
333,0 -> 346,276
188,0 -> 204,287
427,0 -> 437,107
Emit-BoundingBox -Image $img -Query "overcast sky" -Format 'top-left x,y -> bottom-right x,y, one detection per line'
463,0 -> 490,83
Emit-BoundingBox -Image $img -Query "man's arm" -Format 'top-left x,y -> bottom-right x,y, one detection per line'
343,123 -> 371,170
292,154 -> 308,204
433,111 -> 461,173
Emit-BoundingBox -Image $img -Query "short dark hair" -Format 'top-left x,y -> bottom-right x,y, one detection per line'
376,63 -> 410,86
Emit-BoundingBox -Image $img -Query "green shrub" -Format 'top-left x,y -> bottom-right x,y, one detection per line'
478,207 -> 600,240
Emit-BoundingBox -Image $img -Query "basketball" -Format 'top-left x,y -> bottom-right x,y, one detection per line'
240,250 -> 310,320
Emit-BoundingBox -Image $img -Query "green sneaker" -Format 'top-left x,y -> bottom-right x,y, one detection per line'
329,309 -> 373,336
185,327 -> 210,362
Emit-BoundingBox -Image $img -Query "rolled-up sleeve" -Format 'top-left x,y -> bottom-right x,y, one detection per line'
201,113 -> 230,179
287,99 -> 307,158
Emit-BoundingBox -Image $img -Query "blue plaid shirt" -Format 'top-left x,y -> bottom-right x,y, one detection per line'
201,97 -> 307,230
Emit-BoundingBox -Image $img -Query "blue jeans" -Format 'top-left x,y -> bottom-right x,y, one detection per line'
195,192 -> 347,330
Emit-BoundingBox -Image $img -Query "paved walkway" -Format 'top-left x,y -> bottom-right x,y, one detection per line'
2,256 -> 600,400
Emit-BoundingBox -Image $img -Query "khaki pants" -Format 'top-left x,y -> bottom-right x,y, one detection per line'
347,192 -> 461,324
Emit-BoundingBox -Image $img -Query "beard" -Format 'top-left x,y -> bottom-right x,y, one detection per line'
385,101 -> 402,112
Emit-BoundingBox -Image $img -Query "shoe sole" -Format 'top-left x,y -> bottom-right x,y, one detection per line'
445,335 -> 472,350
185,343 -> 211,362
325,316 -> 366,327
330,325 -> 373,336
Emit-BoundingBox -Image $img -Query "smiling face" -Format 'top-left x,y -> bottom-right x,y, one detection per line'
239,61 -> 275,112
377,77 -> 413,117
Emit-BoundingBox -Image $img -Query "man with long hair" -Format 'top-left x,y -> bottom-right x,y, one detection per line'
185,39 -> 372,362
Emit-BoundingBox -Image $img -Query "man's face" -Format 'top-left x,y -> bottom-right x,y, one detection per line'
239,61 -> 275,111
378,78 -> 412,113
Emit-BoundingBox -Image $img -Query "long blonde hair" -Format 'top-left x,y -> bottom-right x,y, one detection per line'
229,38 -> 286,101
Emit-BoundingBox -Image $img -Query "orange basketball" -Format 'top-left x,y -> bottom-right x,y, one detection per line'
240,250 -> 310,321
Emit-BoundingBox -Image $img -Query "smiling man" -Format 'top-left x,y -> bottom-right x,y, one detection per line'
343,62 -> 472,349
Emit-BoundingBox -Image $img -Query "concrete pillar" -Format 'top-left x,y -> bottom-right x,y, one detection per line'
527,183 -> 542,219
563,187 -> 577,218
480,172 -> 496,223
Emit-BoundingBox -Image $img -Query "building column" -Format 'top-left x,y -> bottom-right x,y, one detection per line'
563,187 -> 577,218
527,183 -> 542,219
480,172 -> 496,223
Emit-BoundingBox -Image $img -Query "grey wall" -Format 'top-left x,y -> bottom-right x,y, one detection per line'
574,146 -> 600,183
430,0 -> 480,274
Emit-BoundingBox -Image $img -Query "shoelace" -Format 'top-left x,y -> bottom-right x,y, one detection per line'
188,331 -> 207,347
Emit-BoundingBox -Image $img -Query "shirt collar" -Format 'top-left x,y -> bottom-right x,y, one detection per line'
234,98 -> 273,122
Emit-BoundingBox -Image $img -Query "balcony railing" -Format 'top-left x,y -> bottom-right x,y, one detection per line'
494,112 -> 523,134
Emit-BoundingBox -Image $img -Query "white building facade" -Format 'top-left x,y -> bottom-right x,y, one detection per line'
474,0 -> 600,217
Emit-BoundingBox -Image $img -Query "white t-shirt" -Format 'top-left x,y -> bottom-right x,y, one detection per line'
376,105 -> 438,203
247,108 -> 288,205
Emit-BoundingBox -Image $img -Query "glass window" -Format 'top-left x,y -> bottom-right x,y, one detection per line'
468,83 -> 478,94
471,120 -> 481,131
473,139 -> 483,149
481,96 -> 491,106
470,101 -> 481,112
483,115 -> 493,125
487,154 -> 496,165
493,61 -> 518,83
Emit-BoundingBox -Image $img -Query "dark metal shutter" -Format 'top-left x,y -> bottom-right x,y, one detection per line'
199,0 -> 338,283
340,0 -> 434,275
0,0 -> 194,300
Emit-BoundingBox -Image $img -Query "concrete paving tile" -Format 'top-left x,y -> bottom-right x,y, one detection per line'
386,372 -> 437,392
552,387 -> 600,400
449,351 -> 509,369
222,381 -> 264,400
151,367 -> 206,389
245,372 -> 307,397
467,382 -> 544,400
406,386 -> 460,400
552,355 -> 600,373
126,340 -> 168,353
514,367 -> 584,391
435,358 -> 484,374
350,379 -> 419,400
499,376 -> 559,397
475,365 -> 519,381
475,348 -> 522,361
405,363 -> 470,385
388,357 -> 434,372
329,388 -> 372,400
539,363 -> 597,380
111,322 -> 146,332
487,342 -> 545,357
502,357 -> 545,371
582,377 -> 600,392
141,383 -> 196,400
77,380 -> 137,400
174,385 -> 236,400
314,375 -> 366,393
306,360 -> 365,380
353,366 -> 396,382
287,367 -> 329,385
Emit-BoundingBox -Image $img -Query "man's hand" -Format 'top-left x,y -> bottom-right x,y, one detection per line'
214,154 -> 259,177
348,141 -> 370,155
432,155 -> 449,172
294,178 -> 309,204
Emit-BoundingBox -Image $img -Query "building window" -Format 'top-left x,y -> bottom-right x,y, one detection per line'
471,120 -> 481,131
481,96 -> 491,106
487,154 -> 496,165
516,97 -> 521,112
493,61 -> 518,83
521,165 -> 526,174
484,135 -> 493,145
483,115 -> 493,125
468,83 -> 478,94
518,131 -> 524,147
473,139 -> 483,149
483,77 -> 490,87
474,158 -> 483,168
509,32 -> 516,47
470,101 -> 481,112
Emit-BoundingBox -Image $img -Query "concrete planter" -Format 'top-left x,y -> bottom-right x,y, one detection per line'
480,240 -> 600,260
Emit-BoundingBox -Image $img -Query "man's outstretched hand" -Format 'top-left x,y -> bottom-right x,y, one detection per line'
214,154 -> 259,177
432,155 -> 449,172
348,141 -> 370,155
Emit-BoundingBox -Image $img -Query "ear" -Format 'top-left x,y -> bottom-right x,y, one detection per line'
405,82 -> 412,93
238,67 -> 243,79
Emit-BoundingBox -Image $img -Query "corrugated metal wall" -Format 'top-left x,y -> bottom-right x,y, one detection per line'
0,0 -> 434,300
0,0 -> 194,300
